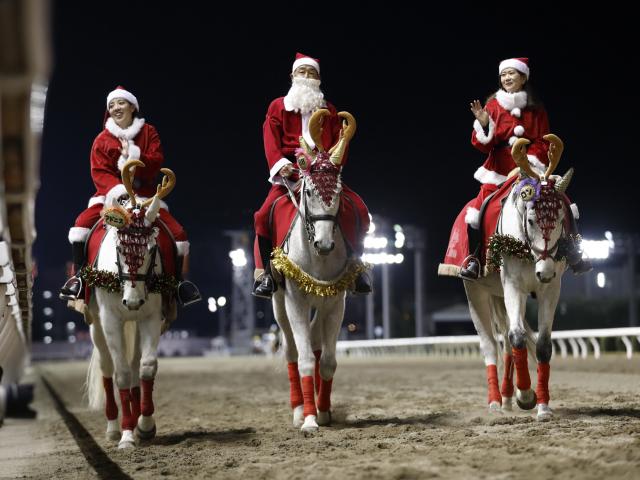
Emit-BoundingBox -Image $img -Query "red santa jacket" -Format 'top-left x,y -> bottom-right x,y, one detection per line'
88,117 -> 163,207
263,97 -> 346,182
471,89 -> 550,185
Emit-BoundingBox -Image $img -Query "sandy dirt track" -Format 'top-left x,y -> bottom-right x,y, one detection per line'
4,354 -> 640,479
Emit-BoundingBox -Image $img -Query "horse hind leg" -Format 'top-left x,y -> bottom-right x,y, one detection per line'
464,282 -> 501,412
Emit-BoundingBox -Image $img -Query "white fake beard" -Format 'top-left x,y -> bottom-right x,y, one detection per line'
284,77 -> 326,114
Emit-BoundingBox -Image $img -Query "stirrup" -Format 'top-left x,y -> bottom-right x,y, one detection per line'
177,280 -> 202,307
59,275 -> 84,301
460,255 -> 480,280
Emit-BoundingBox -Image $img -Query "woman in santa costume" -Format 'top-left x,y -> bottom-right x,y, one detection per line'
252,53 -> 371,298
59,86 -> 201,306
459,58 -> 591,279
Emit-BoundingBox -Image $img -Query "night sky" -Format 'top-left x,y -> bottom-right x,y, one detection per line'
34,3 -> 639,337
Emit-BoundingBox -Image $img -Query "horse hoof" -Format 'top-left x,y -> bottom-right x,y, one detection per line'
301,415 -> 319,435
516,389 -> 537,410
317,410 -> 332,426
488,401 -> 502,413
536,403 -> 553,422
292,405 -> 304,428
502,397 -> 513,412
106,419 -> 121,441
118,430 -> 136,449
135,415 -> 156,440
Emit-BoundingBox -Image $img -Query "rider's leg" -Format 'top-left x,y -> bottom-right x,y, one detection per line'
159,210 -> 201,306
562,199 -> 592,275
341,185 -> 372,295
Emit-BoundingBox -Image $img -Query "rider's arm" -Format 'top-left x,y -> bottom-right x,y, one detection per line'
263,100 -> 292,183
471,100 -> 499,153
138,124 -> 164,172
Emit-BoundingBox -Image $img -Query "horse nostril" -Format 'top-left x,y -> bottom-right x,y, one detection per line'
139,299 -> 145,306
122,299 -> 127,305
314,241 -> 320,250
328,242 -> 335,251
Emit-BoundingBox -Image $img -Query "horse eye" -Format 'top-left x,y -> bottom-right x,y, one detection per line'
306,189 -> 311,197
528,219 -> 534,226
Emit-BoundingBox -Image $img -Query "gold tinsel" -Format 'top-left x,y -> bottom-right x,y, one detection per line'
271,247 -> 369,297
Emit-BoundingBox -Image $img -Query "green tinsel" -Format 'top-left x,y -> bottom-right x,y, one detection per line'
80,266 -> 178,295
486,234 -> 534,272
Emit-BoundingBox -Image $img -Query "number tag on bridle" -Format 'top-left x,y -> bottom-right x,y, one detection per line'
102,206 -> 131,229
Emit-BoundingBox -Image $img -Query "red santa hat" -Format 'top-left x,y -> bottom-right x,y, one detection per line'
498,58 -> 530,79
106,86 -> 139,111
292,52 -> 320,74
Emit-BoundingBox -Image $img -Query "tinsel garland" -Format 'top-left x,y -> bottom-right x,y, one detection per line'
80,266 -> 178,295
271,247 -> 369,297
486,233 -> 581,272
486,234 -> 534,272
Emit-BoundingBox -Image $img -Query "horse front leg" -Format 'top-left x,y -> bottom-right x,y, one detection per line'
464,281 -> 502,411
285,292 -> 317,433
316,295 -> 345,426
135,312 -> 162,440
101,308 -> 136,448
273,291 -> 303,428
129,324 -> 142,427
89,319 -> 120,440
502,280 -> 536,410
535,284 -> 560,421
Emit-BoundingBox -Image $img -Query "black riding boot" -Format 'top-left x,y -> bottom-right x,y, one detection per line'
460,225 -> 481,280
564,202 -> 593,275
252,235 -> 277,299
59,242 -> 86,301
175,255 -> 202,307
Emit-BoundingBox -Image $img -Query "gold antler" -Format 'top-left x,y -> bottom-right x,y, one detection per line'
309,109 -> 330,152
121,159 -> 145,207
140,168 -> 176,208
543,134 -> 563,179
511,138 -> 539,179
328,112 -> 357,166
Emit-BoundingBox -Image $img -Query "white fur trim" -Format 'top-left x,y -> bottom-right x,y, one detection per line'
105,117 -> 145,140
176,241 -> 190,256
105,183 -> 128,207
88,195 -> 105,208
474,166 -> 508,185
438,263 -> 462,277
465,207 -> 480,229
499,59 -> 529,79
509,136 -> 518,146
268,158 -> 293,183
292,57 -> 320,74
527,154 -> 546,175
68,227 -> 91,243
495,90 -> 527,115
511,107 -> 521,118
107,88 -> 139,111
117,155 -> 127,171
570,203 -> 579,220
514,125 -> 525,136
473,117 -> 496,145
128,144 -> 140,159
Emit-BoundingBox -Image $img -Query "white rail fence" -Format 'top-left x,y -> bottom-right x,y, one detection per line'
336,327 -> 640,360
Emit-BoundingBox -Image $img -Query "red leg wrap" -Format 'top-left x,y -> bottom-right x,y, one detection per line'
501,354 -> 514,398
140,378 -> 155,417
131,386 -> 141,421
313,350 -> 322,395
287,363 -> 303,409
103,377 -> 118,421
301,375 -> 317,417
317,378 -> 333,412
486,365 -> 501,405
512,347 -> 531,391
536,363 -> 551,405
118,389 -> 136,431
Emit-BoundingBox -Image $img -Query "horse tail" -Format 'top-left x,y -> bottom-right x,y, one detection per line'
86,344 -> 104,410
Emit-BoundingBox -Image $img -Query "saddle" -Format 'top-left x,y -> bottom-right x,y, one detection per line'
439,176 -> 518,277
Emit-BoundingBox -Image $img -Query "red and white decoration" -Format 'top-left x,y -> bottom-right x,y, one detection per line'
292,52 -> 320,74
499,57 -> 530,79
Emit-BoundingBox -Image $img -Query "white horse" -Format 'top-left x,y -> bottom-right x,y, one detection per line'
85,160 -> 175,448
464,135 -> 575,421
271,109 -> 367,433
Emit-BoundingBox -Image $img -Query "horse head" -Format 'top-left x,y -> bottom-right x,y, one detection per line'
510,135 -> 573,283
295,109 -> 356,255
106,160 -> 175,310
